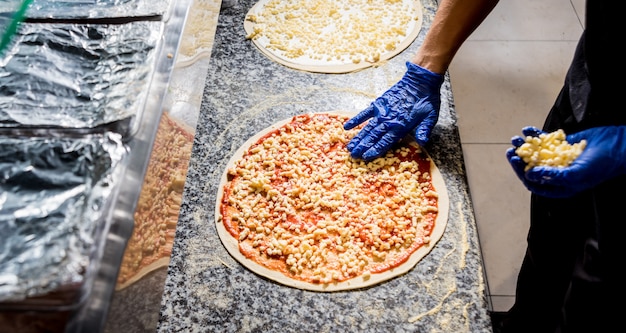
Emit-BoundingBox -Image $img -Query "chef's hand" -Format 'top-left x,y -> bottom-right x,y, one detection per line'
343,62 -> 444,161
506,126 -> 626,198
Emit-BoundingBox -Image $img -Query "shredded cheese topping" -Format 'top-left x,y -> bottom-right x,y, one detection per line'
515,129 -> 586,171
117,113 -> 193,288
245,0 -> 420,65
221,114 -> 438,284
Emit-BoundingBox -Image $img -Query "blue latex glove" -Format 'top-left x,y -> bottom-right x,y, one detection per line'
343,62 -> 444,161
506,126 -> 626,198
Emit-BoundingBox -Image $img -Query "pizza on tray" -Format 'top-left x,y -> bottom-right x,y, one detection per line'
216,112 -> 448,291
244,0 -> 424,73
116,112 -> 194,290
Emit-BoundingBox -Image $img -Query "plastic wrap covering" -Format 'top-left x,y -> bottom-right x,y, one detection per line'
0,0 -> 172,19
0,21 -> 162,132
0,132 -> 128,309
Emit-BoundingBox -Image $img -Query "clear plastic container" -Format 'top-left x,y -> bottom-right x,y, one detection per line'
0,0 -> 32,56
0,133 -> 129,312
0,0 -> 189,331
0,21 -> 164,139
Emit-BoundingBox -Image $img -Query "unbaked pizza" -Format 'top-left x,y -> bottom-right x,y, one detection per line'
216,112 -> 448,291
244,0 -> 423,73
116,112 -> 194,290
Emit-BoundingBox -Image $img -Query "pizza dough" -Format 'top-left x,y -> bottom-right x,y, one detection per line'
215,112 -> 448,291
244,0 -> 424,73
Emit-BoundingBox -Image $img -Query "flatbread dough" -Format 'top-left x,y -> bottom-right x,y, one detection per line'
244,0 -> 423,73
215,112 -> 448,291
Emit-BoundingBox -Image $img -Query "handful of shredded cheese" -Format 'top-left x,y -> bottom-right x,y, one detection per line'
515,129 -> 587,171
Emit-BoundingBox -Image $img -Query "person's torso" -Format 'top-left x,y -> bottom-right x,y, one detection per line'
546,0 -> 625,132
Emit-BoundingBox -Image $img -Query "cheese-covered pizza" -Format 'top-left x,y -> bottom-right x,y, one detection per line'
116,112 -> 194,290
216,112 -> 448,291
244,0 -> 423,73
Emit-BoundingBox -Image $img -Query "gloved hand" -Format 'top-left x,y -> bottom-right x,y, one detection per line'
506,125 -> 626,198
343,61 -> 444,161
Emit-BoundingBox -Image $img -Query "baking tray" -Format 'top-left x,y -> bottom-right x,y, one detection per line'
0,20 -> 164,139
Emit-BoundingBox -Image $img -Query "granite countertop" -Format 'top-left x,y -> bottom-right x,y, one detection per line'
157,0 -> 493,331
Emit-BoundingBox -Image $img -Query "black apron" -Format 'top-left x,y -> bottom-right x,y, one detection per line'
508,1 -> 626,332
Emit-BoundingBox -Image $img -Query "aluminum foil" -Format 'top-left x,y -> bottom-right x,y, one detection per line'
0,21 -> 162,130
0,0 -> 172,19
0,132 -> 128,304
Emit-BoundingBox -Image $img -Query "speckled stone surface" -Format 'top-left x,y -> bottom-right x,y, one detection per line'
157,0 -> 493,332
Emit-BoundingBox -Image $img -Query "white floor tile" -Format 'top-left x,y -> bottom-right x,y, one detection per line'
491,295 -> 516,312
462,143 -> 529,297
570,0 -> 586,25
469,0 -> 582,41
450,40 -> 578,144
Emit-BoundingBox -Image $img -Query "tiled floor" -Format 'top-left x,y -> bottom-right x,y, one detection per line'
448,0 -> 585,312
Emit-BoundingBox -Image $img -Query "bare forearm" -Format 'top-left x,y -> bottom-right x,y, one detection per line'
412,0 -> 500,74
